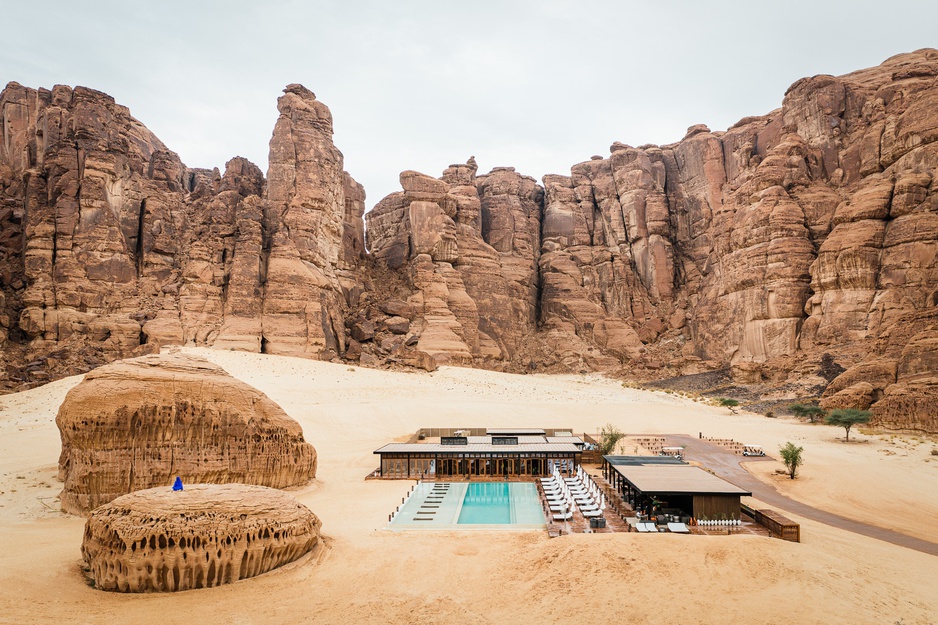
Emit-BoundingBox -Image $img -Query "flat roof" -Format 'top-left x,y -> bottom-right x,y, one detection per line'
486,428 -> 547,435
465,435 -> 548,444
375,443 -> 582,454
546,436 -> 584,444
610,465 -> 751,496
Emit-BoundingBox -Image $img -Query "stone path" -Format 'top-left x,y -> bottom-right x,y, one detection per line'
666,434 -> 938,557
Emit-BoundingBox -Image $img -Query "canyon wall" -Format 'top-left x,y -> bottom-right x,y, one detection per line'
2,50 -> 937,431
0,82 -> 363,388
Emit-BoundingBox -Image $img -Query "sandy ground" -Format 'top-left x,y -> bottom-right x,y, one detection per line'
1,346 -> 936,625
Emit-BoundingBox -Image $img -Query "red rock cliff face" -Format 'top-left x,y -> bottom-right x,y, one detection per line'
365,50 -> 938,431
0,83 -> 364,385
2,51 -> 937,432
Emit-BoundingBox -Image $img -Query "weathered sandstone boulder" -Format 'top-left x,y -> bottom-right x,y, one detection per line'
82,484 -> 321,592
56,353 -> 316,515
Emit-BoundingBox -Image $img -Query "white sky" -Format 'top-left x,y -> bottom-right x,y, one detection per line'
3,1 -> 936,209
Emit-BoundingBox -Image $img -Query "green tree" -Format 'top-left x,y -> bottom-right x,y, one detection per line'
790,403 -> 826,423
718,398 -> 739,413
598,423 -> 626,455
778,442 -> 804,479
825,408 -> 871,442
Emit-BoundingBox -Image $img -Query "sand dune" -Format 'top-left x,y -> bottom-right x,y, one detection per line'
0,347 -> 936,624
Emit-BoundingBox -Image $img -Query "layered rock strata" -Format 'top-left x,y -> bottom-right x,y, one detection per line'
56,353 -> 316,515
363,49 -> 938,432
82,484 -> 321,592
0,82 -> 363,390
3,51 -> 938,432
365,162 -> 542,368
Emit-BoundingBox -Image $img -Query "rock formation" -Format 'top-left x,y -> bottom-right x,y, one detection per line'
0,82 -> 363,390
363,49 -> 938,432
3,50 -> 938,432
56,353 -> 316,515
365,163 -> 542,368
82,484 -> 321,592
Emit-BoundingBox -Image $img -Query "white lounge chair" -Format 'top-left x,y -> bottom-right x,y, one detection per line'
582,509 -> 603,518
667,522 -> 691,533
552,511 -> 574,521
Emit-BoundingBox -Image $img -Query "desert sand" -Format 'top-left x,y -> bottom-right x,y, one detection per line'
1,347 -> 936,625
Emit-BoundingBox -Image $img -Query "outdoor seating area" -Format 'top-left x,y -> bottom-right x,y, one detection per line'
540,463 -> 609,527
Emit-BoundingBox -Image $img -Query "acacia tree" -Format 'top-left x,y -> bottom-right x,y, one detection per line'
779,442 -> 804,479
718,398 -> 740,414
825,408 -> 871,442
790,403 -> 826,424
598,423 -> 626,455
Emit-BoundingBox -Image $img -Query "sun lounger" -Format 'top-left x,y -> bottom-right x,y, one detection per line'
552,511 -> 574,521
581,509 -> 603,518
667,522 -> 691,533
638,522 -> 660,532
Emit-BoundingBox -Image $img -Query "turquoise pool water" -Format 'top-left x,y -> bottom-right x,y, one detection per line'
389,482 -> 546,530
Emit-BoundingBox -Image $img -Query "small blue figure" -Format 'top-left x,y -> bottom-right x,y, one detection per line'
172,476 -> 184,491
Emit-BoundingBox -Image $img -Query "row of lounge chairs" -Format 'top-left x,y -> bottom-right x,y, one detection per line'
541,466 -> 606,522
632,521 -> 691,533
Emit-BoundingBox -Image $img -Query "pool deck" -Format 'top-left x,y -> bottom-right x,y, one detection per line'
388,481 -> 547,531
380,470 -> 770,537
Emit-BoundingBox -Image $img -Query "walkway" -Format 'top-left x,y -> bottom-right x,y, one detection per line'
666,434 -> 938,557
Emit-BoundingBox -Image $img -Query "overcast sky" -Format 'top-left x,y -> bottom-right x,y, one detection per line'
4,1 -> 936,208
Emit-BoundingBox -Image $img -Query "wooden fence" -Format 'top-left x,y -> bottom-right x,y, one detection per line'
742,504 -> 800,542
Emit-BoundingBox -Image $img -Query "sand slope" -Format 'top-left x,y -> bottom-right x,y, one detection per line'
0,347 -> 935,625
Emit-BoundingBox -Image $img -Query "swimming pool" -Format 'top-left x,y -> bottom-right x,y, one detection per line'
388,482 -> 546,530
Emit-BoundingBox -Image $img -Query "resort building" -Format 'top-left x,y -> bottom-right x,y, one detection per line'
602,455 -> 752,521
373,428 -> 584,478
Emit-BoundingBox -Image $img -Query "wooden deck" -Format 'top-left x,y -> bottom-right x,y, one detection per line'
540,466 -> 771,538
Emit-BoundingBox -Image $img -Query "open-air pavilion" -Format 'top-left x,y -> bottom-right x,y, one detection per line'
602,455 -> 751,521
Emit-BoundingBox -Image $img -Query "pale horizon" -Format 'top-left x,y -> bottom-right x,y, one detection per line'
4,1 -> 936,208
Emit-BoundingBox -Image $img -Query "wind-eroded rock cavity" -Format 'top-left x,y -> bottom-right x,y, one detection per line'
82,484 -> 321,592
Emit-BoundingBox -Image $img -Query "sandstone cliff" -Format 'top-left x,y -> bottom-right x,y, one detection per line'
364,50 -> 938,431
0,82 -> 364,388
3,50 -> 938,432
